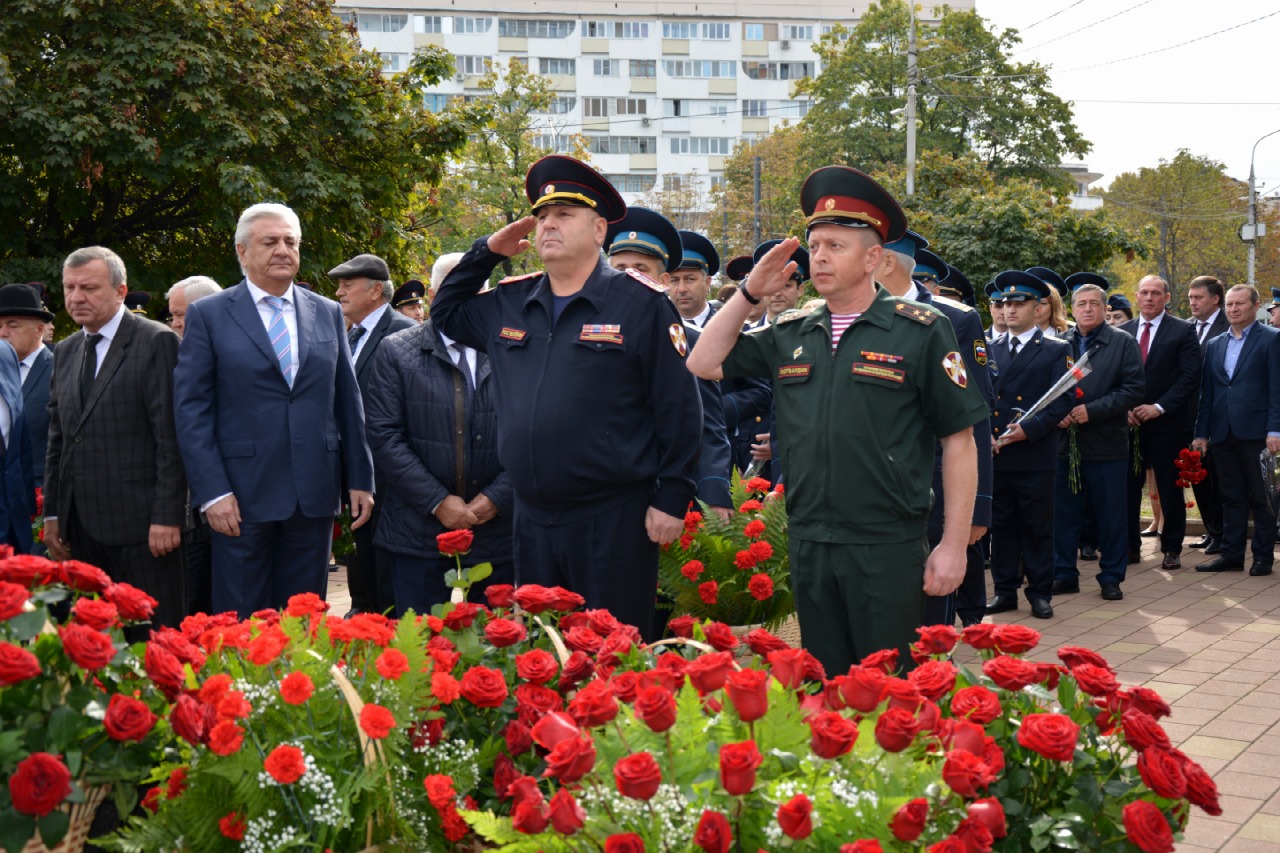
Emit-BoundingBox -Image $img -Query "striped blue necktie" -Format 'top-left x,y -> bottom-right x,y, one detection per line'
263,295 -> 292,386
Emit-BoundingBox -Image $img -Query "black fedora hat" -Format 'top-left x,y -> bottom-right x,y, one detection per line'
0,284 -> 54,322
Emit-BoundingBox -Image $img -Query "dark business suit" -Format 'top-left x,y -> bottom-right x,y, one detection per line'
1190,311 -> 1230,541
1054,323 -> 1145,588
46,310 -> 187,626
348,306 -> 415,615
174,281 -> 374,616
0,343 -> 36,553
1121,313 -> 1202,557
21,346 -> 51,489
1194,322 -> 1280,565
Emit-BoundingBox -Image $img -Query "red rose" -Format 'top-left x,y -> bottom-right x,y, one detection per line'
1122,800 -> 1175,853
485,618 -> 528,648
747,573 -> 774,600
725,668 -> 769,722
568,680 -> 618,727
360,703 -> 396,739
515,649 -> 559,685
809,711 -> 859,759
460,666 -> 509,708
0,641 -> 41,686
515,683 -> 563,723
769,648 -> 809,689
264,744 -> 306,784
1057,645 -> 1111,670
952,815 -> 995,852
1126,686 -> 1172,720
702,622 -> 738,652
982,655 -> 1039,691
436,529 -> 474,556
875,706 -> 921,752
170,694 -> 210,746
531,711 -> 579,750
1137,747 -> 1187,799
57,560 -> 111,592
60,622 -> 117,672
777,793 -> 813,840
840,665 -> 887,712
70,598 -> 119,631
8,752 -> 71,816
587,609 -> 623,636
860,648 -> 900,674
680,560 -> 705,581
890,797 -> 929,841
719,740 -> 763,795
942,749 -> 995,798
104,582 -> 157,621
961,623 -> 998,650
939,718 -> 986,756
1017,713 -> 1080,762
563,626 -> 602,655
668,615 -> 696,638
557,651 -> 595,691
744,628 -> 790,657
543,735 -> 597,784
548,789 -> 585,835
219,812 -> 247,841
634,686 -> 677,733
694,810 -> 732,853
0,580 -> 29,619
908,659 -> 957,701
609,671 -> 641,703
1183,759 -> 1222,816
950,685 -> 1001,725
504,720 -> 533,756
698,580 -> 719,604
208,721 -> 244,755
614,752 -> 661,800
550,587 -> 585,612
492,754 -> 517,800
842,842 -> 884,853
104,694 -> 157,742
992,624 -> 1040,654
486,584 -> 515,609
967,797 -> 1007,839
1121,710 -> 1171,752
915,623 -> 960,655
442,602 -> 480,631
1070,662 -> 1118,696
604,834 -> 646,853
686,651 -> 735,693
0,554 -> 57,587
145,642 -> 186,700
513,584 -> 558,614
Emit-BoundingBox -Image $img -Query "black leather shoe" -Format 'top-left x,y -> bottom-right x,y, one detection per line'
1030,599 -> 1054,619
1161,553 -> 1182,570
1250,560 -> 1274,577
1204,539 -> 1223,555
1100,584 -> 1124,601
1052,579 -> 1080,595
1196,557 -> 1244,572
1127,549 -> 1142,565
1140,528 -> 1160,538
1189,535 -> 1212,549
1079,546 -> 1099,561
985,596 -> 1019,615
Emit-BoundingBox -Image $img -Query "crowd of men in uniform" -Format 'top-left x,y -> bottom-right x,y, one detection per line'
3,153 -> 1276,677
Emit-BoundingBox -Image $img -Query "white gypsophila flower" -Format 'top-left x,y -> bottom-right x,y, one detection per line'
242,810 -> 301,853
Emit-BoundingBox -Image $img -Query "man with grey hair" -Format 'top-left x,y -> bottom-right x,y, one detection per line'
45,246 -> 187,628
329,252 -> 413,615
173,204 -> 374,617
165,275 -> 222,338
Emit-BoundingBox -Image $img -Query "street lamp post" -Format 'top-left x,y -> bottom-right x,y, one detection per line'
905,6 -> 917,197
1247,128 -> 1280,286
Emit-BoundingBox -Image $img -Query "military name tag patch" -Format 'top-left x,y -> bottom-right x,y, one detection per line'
669,323 -> 688,357
974,340 -> 988,365
942,351 -> 968,388
852,362 -> 905,383
580,324 -> 623,345
499,327 -> 528,341
859,350 -> 903,364
778,364 -> 812,379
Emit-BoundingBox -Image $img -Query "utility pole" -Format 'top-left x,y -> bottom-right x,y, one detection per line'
905,5 -> 918,197
753,155 -> 762,246
1247,128 -> 1280,286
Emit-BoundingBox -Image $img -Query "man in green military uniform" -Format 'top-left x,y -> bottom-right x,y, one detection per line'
687,166 -> 989,674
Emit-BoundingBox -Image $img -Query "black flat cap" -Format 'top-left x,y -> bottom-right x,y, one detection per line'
328,253 -> 390,282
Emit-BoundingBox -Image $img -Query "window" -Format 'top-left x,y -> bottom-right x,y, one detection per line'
453,17 -> 492,34
586,20 -> 649,39
781,24 -> 813,40
663,60 -> 735,78
381,53 -> 411,73
629,59 -> 656,78
455,55 -> 491,76
779,99 -> 812,118
423,93 -> 451,112
358,13 -> 407,32
593,59 -> 622,77
821,24 -> 850,40
662,22 -> 696,39
583,98 -> 648,117
535,96 -> 577,114
742,61 -> 813,80
709,174 -> 727,190
335,11 -> 354,27
663,175 -> 685,192
532,134 -> 574,153
744,23 -> 765,40
606,174 -> 656,193
670,137 -> 733,155
701,22 -> 731,40
585,135 -> 656,154
498,19 -> 575,38
663,99 -> 731,117
539,58 -> 576,75
414,15 -> 442,33
742,99 -> 768,117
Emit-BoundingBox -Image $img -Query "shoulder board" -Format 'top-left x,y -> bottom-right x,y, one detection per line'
932,294 -> 974,313
776,302 -> 822,325
625,267 -> 668,293
498,272 -> 542,286
893,299 -> 938,326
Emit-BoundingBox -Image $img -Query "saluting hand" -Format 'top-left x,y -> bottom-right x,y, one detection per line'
487,216 -> 537,258
741,237 -> 800,301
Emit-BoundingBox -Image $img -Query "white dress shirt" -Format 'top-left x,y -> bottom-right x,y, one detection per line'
19,349 -> 39,388
351,303 -> 389,363
437,329 -> 477,379
687,303 -> 713,329
82,305 -> 127,377
245,279 -> 299,385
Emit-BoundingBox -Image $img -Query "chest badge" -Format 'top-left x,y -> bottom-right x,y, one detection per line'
793,346 -> 804,359
669,323 -> 688,357
942,351 -> 968,388
580,324 -> 623,345
860,351 -> 904,364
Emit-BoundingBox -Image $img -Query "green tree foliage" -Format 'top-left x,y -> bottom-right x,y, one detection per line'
0,0 -> 467,299
798,0 -> 1090,187
717,125 -> 809,258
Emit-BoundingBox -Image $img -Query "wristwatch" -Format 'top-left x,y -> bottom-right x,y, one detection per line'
737,278 -> 760,305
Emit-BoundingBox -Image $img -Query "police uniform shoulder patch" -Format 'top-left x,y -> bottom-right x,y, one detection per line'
933,293 -> 974,313
668,322 -> 688,357
893,300 -> 937,326
499,272 -> 542,286
941,351 -> 968,388
625,267 -> 668,293
974,340 -> 988,366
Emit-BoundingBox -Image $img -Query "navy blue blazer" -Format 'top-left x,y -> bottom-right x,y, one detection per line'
21,346 -> 51,489
1119,314 -> 1201,436
990,329 -> 1075,472
0,342 -> 35,552
173,281 -> 374,523
1195,322 -> 1280,443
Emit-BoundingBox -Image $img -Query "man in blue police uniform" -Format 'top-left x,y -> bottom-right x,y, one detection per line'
688,166 -> 989,674
604,208 -> 734,517
392,280 -> 427,324
877,231 -> 993,626
985,271 -> 1075,618
431,155 -> 702,639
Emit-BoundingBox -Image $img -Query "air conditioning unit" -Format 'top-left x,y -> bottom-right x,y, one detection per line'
455,73 -> 465,82
641,117 -> 651,126
781,39 -> 791,49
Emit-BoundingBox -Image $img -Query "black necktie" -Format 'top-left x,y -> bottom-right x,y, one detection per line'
80,333 -> 103,408
1197,321 -> 1206,344
453,343 -> 475,416
1008,337 -> 1020,361
348,325 -> 366,351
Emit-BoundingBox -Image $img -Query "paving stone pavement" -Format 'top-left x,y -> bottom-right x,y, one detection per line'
325,535 -> 1280,850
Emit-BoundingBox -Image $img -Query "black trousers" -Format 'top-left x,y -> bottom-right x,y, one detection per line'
1191,452 -> 1224,540
990,469 -> 1057,602
1127,429 -> 1192,556
348,502 -> 393,614
922,499 -> 986,627
1213,435 -> 1276,564
184,519 -> 212,616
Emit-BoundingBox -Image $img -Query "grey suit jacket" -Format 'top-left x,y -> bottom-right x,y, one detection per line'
22,346 -> 51,488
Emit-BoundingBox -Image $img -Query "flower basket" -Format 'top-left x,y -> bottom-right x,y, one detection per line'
16,784 -> 109,853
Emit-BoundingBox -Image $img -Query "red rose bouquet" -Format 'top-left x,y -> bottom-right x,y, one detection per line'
0,552 -> 170,853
